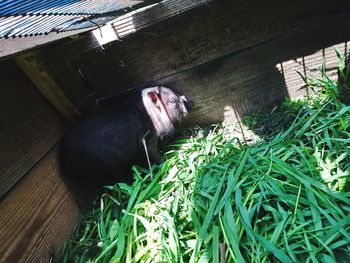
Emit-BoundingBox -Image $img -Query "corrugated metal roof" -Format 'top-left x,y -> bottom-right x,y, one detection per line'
0,0 -> 157,38
0,0 -> 139,16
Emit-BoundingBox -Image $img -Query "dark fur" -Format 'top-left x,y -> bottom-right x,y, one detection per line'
60,87 -> 191,196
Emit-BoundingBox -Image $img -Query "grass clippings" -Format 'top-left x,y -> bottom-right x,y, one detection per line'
61,53 -> 350,263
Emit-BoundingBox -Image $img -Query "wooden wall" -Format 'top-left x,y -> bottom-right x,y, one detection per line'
0,60 -> 79,262
1,0 -> 350,261
26,0 -> 350,125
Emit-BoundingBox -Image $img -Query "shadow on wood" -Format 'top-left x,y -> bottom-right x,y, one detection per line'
58,0 -> 350,124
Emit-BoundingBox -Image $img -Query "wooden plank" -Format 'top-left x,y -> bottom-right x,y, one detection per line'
9,0 -> 350,124
0,60 -> 66,198
31,0 -> 213,61
15,51 -> 99,122
150,14 -> 350,124
65,0 -> 350,98
55,0 -> 350,124
15,52 -> 81,122
0,146 -> 79,263
23,0 -> 350,103
91,0 -> 213,45
0,28 -> 93,60
276,43 -> 350,99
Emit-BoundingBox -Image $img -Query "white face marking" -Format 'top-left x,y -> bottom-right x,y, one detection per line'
142,86 -> 189,137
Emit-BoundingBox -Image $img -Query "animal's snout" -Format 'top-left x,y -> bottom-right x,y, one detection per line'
184,100 -> 193,112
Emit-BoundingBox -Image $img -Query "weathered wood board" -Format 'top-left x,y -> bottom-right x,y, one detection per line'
91,0 -> 213,45
15,50 -> 100,123
66,0 -> 350,98
0,60 -> 67,198
15,54 -> 80,122
154,24 -> 350,124
0,0 -> 349,261
26,0 -> 350,125
0,147 -> 79,263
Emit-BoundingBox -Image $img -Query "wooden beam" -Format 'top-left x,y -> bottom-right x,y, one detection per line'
15,52 -> 80,122
91,0 -> 213,46
57,0 -> 350,99
31,0 -> 214,62
86,6 -> 350,124
0,29 -> 93,60
15,50 -> 99,122
160,18 -> 350,124
0,60 -> 67,198
10,0 -> 350,126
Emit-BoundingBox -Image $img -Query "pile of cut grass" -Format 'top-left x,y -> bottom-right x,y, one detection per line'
61,54 -> 350,263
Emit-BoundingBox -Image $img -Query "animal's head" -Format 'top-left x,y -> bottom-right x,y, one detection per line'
142,86 -> 193,137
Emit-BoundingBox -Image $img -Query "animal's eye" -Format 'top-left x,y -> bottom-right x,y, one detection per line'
169,98 -> 177,104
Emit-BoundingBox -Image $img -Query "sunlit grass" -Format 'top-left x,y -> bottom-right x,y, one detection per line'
61,53 -> 350,263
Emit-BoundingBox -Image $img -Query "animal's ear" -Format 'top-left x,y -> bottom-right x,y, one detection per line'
148,91 -> 158,103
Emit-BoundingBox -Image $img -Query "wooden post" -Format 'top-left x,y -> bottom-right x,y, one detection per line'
15,53 -> 78,122
15,50 -> 98,123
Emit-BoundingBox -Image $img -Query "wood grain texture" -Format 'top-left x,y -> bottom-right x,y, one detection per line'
24,0 -> 350,124
0,60 -> 67,198
10,0 -> 350,125
70,0 -> 350,124
92,0 -> 213,44
15,51 -> 99,122
68,0 -> 350,98
160,18 -> 350,125
31,0 -> 213,62
15,53 -> 81,122
0,147 -> 79,263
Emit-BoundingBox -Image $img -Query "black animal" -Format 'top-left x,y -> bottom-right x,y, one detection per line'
60,86 -> 192,193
